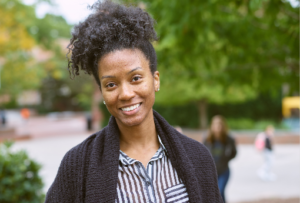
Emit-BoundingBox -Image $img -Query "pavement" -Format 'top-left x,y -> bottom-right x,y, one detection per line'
1,110 -> 87,138
2,110 -> 300,202
226,145 -> 299,202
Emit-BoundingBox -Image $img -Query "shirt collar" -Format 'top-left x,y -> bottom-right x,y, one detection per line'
157,135 -> 167,152
119,135 -> 167,166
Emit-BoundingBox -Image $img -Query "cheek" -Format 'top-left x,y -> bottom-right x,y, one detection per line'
139,82 -> 155,98
103,92 -> 118,106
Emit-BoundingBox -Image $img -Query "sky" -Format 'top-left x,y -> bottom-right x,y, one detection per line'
23,0 -> 97,24
23,0 -> 299,25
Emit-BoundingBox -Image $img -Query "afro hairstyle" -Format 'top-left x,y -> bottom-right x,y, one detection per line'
67,0 -> 158,86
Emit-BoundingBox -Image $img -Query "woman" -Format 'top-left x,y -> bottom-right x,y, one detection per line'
204,115 -> 237,203
255,125 -> 276,181
46,1 -> 222,202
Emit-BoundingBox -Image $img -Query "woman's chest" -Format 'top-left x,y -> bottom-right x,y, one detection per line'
116,156 -> 189,203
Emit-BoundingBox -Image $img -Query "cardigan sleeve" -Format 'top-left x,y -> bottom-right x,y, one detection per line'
45,148 -> 78,203
185,139 -> 224,203
200,143 -> 224,202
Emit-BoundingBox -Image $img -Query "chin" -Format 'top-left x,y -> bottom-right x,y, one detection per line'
122,118 -> 144,127
117,114 -> 146,127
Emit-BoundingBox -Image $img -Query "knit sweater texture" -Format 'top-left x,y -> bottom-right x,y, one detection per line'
45,110 -> 223,203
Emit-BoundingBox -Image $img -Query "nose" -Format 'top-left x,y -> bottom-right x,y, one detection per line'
118,83 -> 135,101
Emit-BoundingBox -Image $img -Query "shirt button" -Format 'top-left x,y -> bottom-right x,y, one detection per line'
146,181 -> 151,186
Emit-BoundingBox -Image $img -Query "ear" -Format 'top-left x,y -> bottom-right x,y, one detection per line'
153,71 -> 160,92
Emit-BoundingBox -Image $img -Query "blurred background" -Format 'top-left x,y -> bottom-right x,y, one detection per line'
0,0 -> 299,202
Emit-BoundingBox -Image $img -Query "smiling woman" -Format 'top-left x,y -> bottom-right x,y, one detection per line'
45,1 -> 222,203
99,49 -> 159,129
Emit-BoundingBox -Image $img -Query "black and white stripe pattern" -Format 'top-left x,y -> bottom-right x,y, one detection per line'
116,136 -> 189,203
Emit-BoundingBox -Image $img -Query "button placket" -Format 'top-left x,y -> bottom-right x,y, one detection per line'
147,161 -> 153,179
136,162 -> 156,203
146,161 -> 157,203
146,180 -> 155,203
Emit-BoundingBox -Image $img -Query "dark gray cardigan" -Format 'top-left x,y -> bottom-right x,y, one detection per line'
45,111 -> 223,203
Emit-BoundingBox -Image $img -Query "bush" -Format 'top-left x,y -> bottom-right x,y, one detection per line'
153,104 -> 199,128
0,141 -> 44,203
226,118 -> 289,130
227,118 -> 255,130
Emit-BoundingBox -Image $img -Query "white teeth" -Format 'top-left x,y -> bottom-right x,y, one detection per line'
121,104 -> 140,112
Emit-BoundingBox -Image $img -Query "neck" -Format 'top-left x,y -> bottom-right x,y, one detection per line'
117,110 -> 159,152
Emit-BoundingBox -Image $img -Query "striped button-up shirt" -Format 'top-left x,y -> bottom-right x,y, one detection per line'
116,136 -> 189,203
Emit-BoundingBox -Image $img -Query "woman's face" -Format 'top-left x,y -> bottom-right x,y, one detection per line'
211,118 -> 223,136
98,49 -> 160,128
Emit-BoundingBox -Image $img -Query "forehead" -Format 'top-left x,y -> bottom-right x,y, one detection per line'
98,49 -> 149,76
212,118 -> 222,124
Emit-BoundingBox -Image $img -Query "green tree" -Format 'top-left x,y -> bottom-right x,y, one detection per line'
0,0 -> 72,98
127,0 -> 298,128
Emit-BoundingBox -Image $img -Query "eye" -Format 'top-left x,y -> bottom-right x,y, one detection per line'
106,83 -> 116,88
132,76 -> 142,82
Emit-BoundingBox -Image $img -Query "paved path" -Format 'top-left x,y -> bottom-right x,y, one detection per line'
226,145 -> 300,202
11,135 -> 300,203
4,110 -> 87,138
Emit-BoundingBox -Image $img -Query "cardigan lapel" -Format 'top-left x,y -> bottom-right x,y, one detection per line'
84,111 -> 203,202
153,110 -> 203,203
85,117 -> 120,202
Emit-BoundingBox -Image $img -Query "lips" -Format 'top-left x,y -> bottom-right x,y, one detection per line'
120,103 -> 141,112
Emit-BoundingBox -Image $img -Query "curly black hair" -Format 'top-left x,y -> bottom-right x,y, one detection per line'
67,0 -> 158,86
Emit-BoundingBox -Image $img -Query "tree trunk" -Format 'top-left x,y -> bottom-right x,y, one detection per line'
197,99 -> 208,129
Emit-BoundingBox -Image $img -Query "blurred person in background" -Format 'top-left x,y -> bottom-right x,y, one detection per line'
45,1 -> 223,202
0,108 -> 6,127
20,108 -> 30,121
20,108 -> 30,134
204,115 -> 237,203
85,112 -> 93,131
255,125 -> 276,181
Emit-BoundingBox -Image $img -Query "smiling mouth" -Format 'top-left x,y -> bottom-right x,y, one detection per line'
120,103 -> 141,112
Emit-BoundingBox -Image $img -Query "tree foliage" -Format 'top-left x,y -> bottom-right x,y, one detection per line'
0,0 -> 35,55
133,0 -> 298,105
0,0 -> 72,97
125,0 -> 298,127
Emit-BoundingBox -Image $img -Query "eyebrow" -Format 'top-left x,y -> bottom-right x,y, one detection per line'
127,67 -> 142,74
101,67 -> 142,79
101,75 -> 116,79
